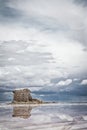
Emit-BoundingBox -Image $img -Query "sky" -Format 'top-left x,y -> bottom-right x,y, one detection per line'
0,0 -> 87,99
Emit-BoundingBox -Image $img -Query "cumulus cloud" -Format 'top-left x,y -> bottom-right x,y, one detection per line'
81,79 -> 87,85
56,79 -> 72,86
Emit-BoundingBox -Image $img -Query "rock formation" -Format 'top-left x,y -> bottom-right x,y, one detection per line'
12,88 -> 43,104
13,89 -> 32,103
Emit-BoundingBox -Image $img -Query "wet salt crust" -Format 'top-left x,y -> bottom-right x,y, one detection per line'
0,103 -> 87,130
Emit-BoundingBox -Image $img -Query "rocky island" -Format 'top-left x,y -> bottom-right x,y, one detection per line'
12,88 -> 43,104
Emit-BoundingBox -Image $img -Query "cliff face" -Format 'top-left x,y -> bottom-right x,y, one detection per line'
13,89 -> 32,103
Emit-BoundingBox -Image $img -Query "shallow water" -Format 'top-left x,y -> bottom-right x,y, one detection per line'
0,103 -> 87,130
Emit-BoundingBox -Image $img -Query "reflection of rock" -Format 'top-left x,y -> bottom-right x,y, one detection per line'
12,106 -> 32,119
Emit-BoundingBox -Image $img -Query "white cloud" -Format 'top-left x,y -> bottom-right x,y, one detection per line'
73,78 -> 79,81
56,79 -> 72,86
8,57 -> 15,61
81,79 -> 87,85
0,39 -> 86,87
0,25 -> 38,41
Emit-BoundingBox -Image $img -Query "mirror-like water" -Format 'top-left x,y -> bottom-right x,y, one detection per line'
0,103 -> 87,130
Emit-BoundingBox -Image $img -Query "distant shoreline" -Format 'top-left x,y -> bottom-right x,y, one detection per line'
7,101 -> 87,106
10,101 -> 58,105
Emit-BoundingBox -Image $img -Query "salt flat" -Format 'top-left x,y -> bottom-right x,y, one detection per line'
0,103 -> 87,130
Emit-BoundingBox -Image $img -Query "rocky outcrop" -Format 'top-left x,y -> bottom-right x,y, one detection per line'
13,89 -> 32,103
12,88 -> 43,104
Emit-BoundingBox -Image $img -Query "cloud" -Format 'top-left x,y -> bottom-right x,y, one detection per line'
0,39 -> 86,88
0,0 -> 87,47
74,0 -> 87,7
0,41 -> 54,66
15,1 -> 86,31
0,0 -> 22,25
73,78 -> 79,81
0,0 -> 87,50
56,79 -> 72,86
0,0 -> 87,90
81,79 -> 87,85
0,40 -> 68,88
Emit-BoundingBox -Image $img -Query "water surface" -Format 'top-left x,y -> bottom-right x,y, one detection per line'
0,103 -> 87,130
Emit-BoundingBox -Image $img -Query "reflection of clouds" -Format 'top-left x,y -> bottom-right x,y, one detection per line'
83,116 -> 87,121
56,114 -> 73,121
30,115 -> 51,123
0,104 -> 87,130
12,106 -> 32,119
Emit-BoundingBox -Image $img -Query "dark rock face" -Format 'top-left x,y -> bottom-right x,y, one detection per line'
13,89 -> 32,103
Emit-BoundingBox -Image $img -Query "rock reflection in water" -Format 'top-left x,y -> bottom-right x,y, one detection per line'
12,106 -> 32,119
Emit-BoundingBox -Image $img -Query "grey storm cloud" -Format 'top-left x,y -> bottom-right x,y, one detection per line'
0,0 -> 60,30
74,0 -> 87,7
0,0 -> 22,23
0,0 -> 86,49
